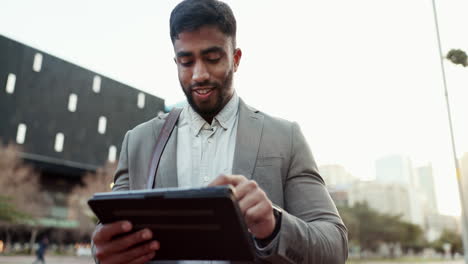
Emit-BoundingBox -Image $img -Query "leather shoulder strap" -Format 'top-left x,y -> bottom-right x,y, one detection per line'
146,108 -> 183,189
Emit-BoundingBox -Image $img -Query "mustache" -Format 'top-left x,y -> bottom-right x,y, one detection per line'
189,81 -> 220,90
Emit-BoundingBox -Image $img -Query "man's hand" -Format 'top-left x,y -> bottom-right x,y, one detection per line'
92,221 -> 160,264
209,175 -> 276,239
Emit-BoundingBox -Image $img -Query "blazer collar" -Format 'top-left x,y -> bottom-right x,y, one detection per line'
154,98 -> 264,187
232,99 -> 264,180
153,115 -> 179,188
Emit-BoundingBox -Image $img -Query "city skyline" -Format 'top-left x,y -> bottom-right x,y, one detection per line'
319,152 -> 463,217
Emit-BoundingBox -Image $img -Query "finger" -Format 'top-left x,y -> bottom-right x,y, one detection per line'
104,240 -> 159,264
239,189 -> 264,215
245,199 -> 272,225
99,229 -> 154,258
127,252 -> 156,264
208,174 -> 246,187
93,221 -> 132,244
235,180 -> 259,201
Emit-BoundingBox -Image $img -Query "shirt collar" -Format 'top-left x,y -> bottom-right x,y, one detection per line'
186,92 -> 239,136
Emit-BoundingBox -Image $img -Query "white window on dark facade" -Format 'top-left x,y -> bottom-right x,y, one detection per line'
54,133 -> 64,152
93,75 -> 101,93
98,116 -> 107,134
16,123 -> 27,144
137,92 -> 145,109
108,145 -> 117,162
68,93 -> 78,112
33,53 -> 43,72
6,73 -> 16,94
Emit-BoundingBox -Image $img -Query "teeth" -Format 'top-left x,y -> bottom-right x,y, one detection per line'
196,89 -> 211,95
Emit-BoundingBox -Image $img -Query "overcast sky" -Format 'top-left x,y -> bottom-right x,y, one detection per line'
1,0 -> 468,216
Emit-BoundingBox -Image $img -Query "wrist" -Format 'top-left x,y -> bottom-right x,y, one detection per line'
255,205 -> 282,246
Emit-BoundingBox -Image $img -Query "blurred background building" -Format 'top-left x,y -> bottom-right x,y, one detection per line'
321,154 -> 460,243
0,34 -> 165,239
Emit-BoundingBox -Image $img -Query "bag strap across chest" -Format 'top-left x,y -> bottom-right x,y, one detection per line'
146,108 -> 183,189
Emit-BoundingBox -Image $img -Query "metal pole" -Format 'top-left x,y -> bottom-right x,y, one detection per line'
431,0 -> 468,262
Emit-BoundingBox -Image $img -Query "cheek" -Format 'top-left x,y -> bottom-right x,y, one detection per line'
178,68 -> 192,84
211,62 -> 232,79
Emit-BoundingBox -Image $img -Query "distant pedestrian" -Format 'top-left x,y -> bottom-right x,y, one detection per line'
32,236 -> 48,264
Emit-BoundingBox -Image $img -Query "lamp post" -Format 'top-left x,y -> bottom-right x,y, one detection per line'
430,1 -> 468,263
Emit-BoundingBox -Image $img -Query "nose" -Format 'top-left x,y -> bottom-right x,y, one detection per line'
192,61 -> 209,83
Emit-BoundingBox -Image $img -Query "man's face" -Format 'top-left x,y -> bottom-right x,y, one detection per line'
174,25 -> 241,119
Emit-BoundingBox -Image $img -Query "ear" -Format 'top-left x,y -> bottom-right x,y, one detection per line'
233,48 -> 242,72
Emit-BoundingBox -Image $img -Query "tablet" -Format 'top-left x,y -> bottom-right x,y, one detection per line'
88,185 -> 255,261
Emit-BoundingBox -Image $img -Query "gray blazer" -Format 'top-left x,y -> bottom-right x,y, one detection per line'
108,99 -> 347,264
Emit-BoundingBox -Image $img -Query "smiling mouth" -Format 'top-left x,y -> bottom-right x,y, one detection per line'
193,88 -> 215,95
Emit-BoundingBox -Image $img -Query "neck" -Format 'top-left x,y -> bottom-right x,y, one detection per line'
201,115 -> 214,124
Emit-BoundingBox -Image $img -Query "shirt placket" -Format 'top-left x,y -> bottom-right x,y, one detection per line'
200,125 -> 217,186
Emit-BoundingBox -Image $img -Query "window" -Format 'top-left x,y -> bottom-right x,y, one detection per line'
108,145 -> 117,162
98,116 -> 107,134
5,73 -> 16,94
137,93 -> 145,109
68,93 -> 78,112
16,123 -> 27,144
54,133 -> 64,152
33,53 -> 43,72
93,75 -> 101,93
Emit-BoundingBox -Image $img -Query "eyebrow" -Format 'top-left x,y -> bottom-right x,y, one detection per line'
201,46 -> 224,55
176,46 -> 225,58
176,51 -> 193,58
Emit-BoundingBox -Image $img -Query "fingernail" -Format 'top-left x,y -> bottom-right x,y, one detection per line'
147,252 -> 156,259
122,222 -> 131,232
142,230 -> 152,239
150,241 -> 160,250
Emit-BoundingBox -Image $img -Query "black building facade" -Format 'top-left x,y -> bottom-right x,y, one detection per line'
0,34 -> 165,229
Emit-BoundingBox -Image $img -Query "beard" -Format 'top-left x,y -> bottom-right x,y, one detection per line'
181,69 -> 234,118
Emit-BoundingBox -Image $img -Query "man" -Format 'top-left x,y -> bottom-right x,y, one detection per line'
32,236 -> 48,264
92,0 -> 348,263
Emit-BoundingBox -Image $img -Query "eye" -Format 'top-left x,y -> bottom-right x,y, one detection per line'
178,57 -> 193,67
180,61 -> 193,67
205,53 -> 222,63
206,58 -> 220,63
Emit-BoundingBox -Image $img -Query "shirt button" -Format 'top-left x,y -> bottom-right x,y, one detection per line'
208,139 -> 212,143
203,177 -> 209,182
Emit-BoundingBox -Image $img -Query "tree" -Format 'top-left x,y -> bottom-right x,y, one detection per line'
432,229 -> 463,258
337,202 -> 426,256
0,143 -> 52,252
446,49 -> 467,67
68,162 -> 116,238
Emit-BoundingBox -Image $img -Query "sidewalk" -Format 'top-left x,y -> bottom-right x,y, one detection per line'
0,255 -> 93,264
0,256 -> 464,264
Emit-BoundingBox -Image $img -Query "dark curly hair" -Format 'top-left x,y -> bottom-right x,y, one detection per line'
170,0 -> 237,48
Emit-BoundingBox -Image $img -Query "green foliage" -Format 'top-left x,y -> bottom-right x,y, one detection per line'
0,195 -> 32,224
431,229 -> 463,255
338,202 -> 426,253
446,49 -> 468,67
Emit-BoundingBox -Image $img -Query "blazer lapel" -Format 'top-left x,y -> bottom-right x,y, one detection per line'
155,125 -> 179,188
232,99 -> 264,180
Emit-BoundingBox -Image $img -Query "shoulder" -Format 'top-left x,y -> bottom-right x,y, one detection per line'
241,99 -> 297,132
125,114 -> 167,139
132,112 -> 170,131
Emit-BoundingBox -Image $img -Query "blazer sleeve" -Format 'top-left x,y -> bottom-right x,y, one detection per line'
260,122 -> 348,264
112,130 -> 132,192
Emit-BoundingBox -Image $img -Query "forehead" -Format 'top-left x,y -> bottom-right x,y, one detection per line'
173,25 -> 232,54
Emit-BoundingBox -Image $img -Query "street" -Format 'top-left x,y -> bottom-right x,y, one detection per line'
0,256 -> 465,264
0,255 -> 93,264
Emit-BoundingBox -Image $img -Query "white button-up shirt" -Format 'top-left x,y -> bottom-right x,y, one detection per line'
177,92 -> 239,188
